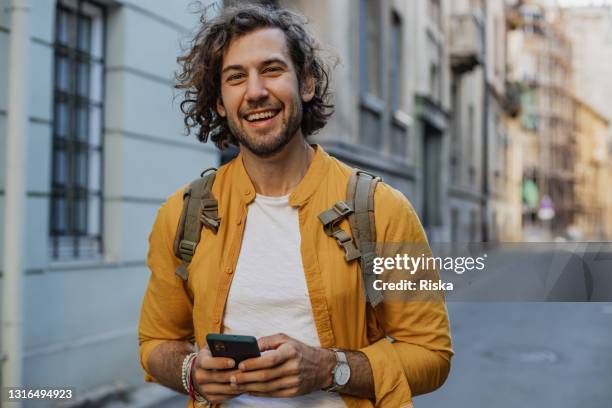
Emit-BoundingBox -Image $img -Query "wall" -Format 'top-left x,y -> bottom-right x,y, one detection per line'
0,0 -> 218,400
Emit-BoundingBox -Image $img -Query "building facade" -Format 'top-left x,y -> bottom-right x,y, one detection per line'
507,0 -> 578,240
573,99 -> 611,240
1,0 -> 217,403
562,5 -> 612,240
278,0 -> 452,242
562,5 -> 612,122
447,0 -> 521,242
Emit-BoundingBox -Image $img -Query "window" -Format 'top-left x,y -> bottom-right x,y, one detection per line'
427,33 -> 443,103
423,125 -> 443,228
390,10 -> 408,157
51,0 -> 105,259
359,0 -> 383,149
389,11 -> 403,112
360,0 -> 382,98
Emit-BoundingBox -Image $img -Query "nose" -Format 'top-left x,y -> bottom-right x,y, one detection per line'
245,73 -> 269,104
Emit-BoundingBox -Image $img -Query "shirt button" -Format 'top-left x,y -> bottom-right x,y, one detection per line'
236,218 -> 242,226
213,317 -> 220,325
225,267 -> 233,275
244,189 -> 251,196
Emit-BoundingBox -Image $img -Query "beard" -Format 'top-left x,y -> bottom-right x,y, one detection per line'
226,98 -> 303,158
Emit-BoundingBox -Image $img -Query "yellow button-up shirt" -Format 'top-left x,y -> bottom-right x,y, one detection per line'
139,145 -> 453,407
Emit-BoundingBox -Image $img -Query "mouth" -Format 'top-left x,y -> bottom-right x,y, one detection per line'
243,109 -> 281,127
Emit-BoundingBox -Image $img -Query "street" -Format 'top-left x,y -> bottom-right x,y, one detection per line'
416,302 -> 612,407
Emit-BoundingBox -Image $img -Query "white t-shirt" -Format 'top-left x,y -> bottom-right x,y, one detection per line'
222,193 -> 345,407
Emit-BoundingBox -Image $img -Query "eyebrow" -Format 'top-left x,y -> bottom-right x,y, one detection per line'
221,58 -> 289,75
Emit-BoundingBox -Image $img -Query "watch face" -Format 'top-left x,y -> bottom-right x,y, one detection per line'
334,363 -> 351,386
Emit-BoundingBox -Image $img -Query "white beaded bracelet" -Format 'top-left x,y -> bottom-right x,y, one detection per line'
181,352 -> 197,394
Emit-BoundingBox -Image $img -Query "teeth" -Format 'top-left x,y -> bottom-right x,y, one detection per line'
246,110 -> 276,121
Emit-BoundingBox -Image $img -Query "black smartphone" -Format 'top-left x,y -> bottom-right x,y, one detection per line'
206,333 -> 261,365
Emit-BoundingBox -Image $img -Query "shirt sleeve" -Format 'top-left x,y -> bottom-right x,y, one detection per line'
138,192 -> 195,383
359,183 -> 453,406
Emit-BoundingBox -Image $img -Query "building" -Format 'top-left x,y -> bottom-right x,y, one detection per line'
445,0 -> 521,242
562,5 -> 612,239
1,0 -> 217,404
507,0 -> 577,240
573,98 -> 611,240
561,5 -> 612,122
276,0 -> 452,241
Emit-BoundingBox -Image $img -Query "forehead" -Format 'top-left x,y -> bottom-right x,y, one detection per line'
222,27 -> 291,68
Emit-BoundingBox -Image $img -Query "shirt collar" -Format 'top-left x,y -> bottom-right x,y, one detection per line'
233,144 -> 330,207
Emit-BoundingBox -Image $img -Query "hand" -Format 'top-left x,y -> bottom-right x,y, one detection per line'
191,347 -> 244,405
229,333 -> 336,398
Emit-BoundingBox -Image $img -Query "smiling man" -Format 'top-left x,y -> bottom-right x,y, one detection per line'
138,4 -> 452,408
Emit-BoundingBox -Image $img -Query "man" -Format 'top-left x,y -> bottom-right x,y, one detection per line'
138,4 -> 452,407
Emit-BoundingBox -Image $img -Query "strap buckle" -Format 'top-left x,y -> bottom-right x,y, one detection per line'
200,199 -> 218,212
335,231 -> 353,245
333,201 -> 352,216
178,240 -> 196,256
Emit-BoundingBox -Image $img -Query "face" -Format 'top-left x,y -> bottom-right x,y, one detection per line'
217,27 -> 314,158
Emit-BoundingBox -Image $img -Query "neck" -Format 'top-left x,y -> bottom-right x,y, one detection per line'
240,133 -> 315,197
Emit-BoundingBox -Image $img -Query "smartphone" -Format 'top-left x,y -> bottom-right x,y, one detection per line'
206,333 -> 261,365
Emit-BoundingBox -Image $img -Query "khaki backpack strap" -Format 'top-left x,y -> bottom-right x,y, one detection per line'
347,169 -> 383,307
173,168 -> 220,280
318,201 -> 361,262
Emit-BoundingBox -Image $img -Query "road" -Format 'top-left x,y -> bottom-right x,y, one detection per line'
416,302 -> 612,408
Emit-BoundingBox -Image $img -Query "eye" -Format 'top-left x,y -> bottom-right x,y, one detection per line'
226,73 -> 245,82
263,66 -> 283,74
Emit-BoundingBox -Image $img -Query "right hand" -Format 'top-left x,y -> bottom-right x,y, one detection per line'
191,348 -> 243,405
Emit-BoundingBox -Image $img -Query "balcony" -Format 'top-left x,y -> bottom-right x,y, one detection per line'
449,13 -> 483,75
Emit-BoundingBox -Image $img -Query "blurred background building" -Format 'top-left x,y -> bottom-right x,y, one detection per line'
1,0 -> 611,406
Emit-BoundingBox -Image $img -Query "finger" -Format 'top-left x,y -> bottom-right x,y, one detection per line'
196,352 -> 236,370
231,359 -> 296,385
239,347 -> 294,372
196,368 -> 242,384
234,375 -> 300,393
249,386 -> 299,398
257,333 -> 290,352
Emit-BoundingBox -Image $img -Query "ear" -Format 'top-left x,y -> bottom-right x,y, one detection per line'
216,97 -> 226,117
300,75 -> 315,103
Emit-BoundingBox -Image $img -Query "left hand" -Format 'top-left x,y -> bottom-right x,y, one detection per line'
229,333 -> 335,398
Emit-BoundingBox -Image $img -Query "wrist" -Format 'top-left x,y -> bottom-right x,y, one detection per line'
319,348 -> 336,389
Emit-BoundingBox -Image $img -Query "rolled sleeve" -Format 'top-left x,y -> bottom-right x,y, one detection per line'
359,338 -> 413,407
364,184 -> 453,404
138,193 -> 195,382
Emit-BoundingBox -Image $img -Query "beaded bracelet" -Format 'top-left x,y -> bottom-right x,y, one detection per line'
182,352 -> 209,406
181,353 -> 196,394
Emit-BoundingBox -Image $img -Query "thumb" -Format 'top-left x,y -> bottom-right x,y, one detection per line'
257,333 -> 290,352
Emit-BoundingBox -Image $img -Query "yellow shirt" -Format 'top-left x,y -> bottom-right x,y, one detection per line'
138,145 -> 453,407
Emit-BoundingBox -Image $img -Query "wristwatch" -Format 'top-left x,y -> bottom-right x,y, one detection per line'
326,349 -> 351,392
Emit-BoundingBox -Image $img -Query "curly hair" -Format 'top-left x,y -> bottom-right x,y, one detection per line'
175,3 -> 335,150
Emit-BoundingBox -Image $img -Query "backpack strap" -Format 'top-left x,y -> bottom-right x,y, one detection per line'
173,168 -> 220,281
318,201 -> 361,262
318,169 -> 383,307
347,169 -> 382,307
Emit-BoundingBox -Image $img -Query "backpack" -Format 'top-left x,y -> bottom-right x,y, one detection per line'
173,168 -> 383,307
